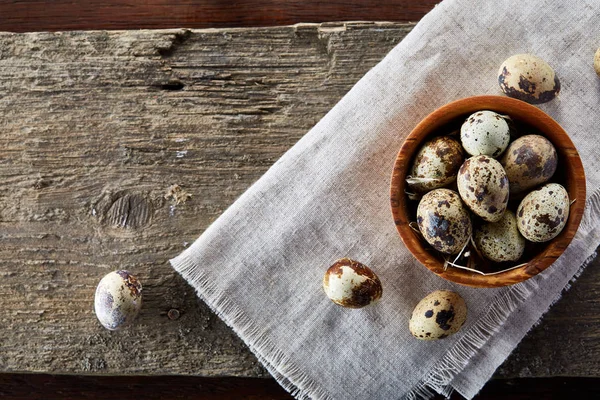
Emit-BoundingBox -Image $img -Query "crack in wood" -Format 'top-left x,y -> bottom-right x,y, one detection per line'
157,29 -> 192,58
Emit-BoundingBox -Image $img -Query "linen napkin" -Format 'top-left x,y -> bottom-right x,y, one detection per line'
170,0 -> 600,398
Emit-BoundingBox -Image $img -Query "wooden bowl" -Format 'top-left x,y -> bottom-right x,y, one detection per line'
390,96 -> 586,288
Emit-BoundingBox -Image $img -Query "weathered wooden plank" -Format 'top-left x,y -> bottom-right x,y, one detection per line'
0,23 -> 411,376
0,22 -> 599,379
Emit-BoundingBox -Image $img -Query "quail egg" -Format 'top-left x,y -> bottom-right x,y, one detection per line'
517,183 -> 570,242
474,210 -> 526,262
498,54 -> 560,104
323,258 -> 382,308
500,134 -> 558,195
409,290 -> 467,340
457,155 -> 509,222
94,270 -> 143,330
416,188 -> 472,254
460,110 -> 510,158
407,136 -> 464,193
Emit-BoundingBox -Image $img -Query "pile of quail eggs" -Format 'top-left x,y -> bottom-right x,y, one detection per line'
408,54 -> 571,269
320,53 -> 587,342
410,109 -> 569,266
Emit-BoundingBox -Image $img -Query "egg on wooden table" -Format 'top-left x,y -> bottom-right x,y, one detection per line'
516,183 -> 570,242
94,270 -> 143,330
500,134 -> 558,195
407,136 -> 464,193
457,155 -> 509,222
409,290 -> 467,340
460,110 -> 511,158
416,189 -> 472,255
474,210 -> 526,262
498,54 -> 560,104
323,258 -> 382,308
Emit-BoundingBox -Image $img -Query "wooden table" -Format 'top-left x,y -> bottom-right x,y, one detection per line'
1,2 -> 599,399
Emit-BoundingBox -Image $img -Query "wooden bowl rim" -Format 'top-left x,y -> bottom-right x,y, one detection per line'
390,95 -> 586,288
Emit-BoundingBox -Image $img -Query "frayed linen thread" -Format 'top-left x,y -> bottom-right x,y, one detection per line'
404,187 -> 600,400
404,281 -> 536,400
171,253 -> 334,400
171,187 -> 600,400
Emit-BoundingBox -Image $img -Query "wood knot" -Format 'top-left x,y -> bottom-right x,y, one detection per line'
106,193 -> 152,229
167,309 -> 180,320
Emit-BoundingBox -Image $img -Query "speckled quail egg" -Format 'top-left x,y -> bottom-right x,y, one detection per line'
457,155 -> 509,222
323,258 -> 382,308
595,48 -> 600,77
517,183 -> 570,243
407,136 -> 464,193
498,54 -> 560,104
409,290 -> 467,340
500,134 -> 558,195
416,189 -> 472,254
474,210 -> 526,262
460,111 -> 511,158
94,270 -> 143,330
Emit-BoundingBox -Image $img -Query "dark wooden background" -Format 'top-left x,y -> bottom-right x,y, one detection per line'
0,0 -> 438,32
0,1 -> 597,399
1,374 -> 599,399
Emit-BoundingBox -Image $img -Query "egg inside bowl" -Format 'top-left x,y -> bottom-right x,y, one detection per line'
390,96 -> 586,288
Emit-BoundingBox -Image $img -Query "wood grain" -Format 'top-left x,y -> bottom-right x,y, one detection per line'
390,96 -> 586,288
0,0 -> 438,33
1,23 -> 599,384
0,22 -> 412,376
